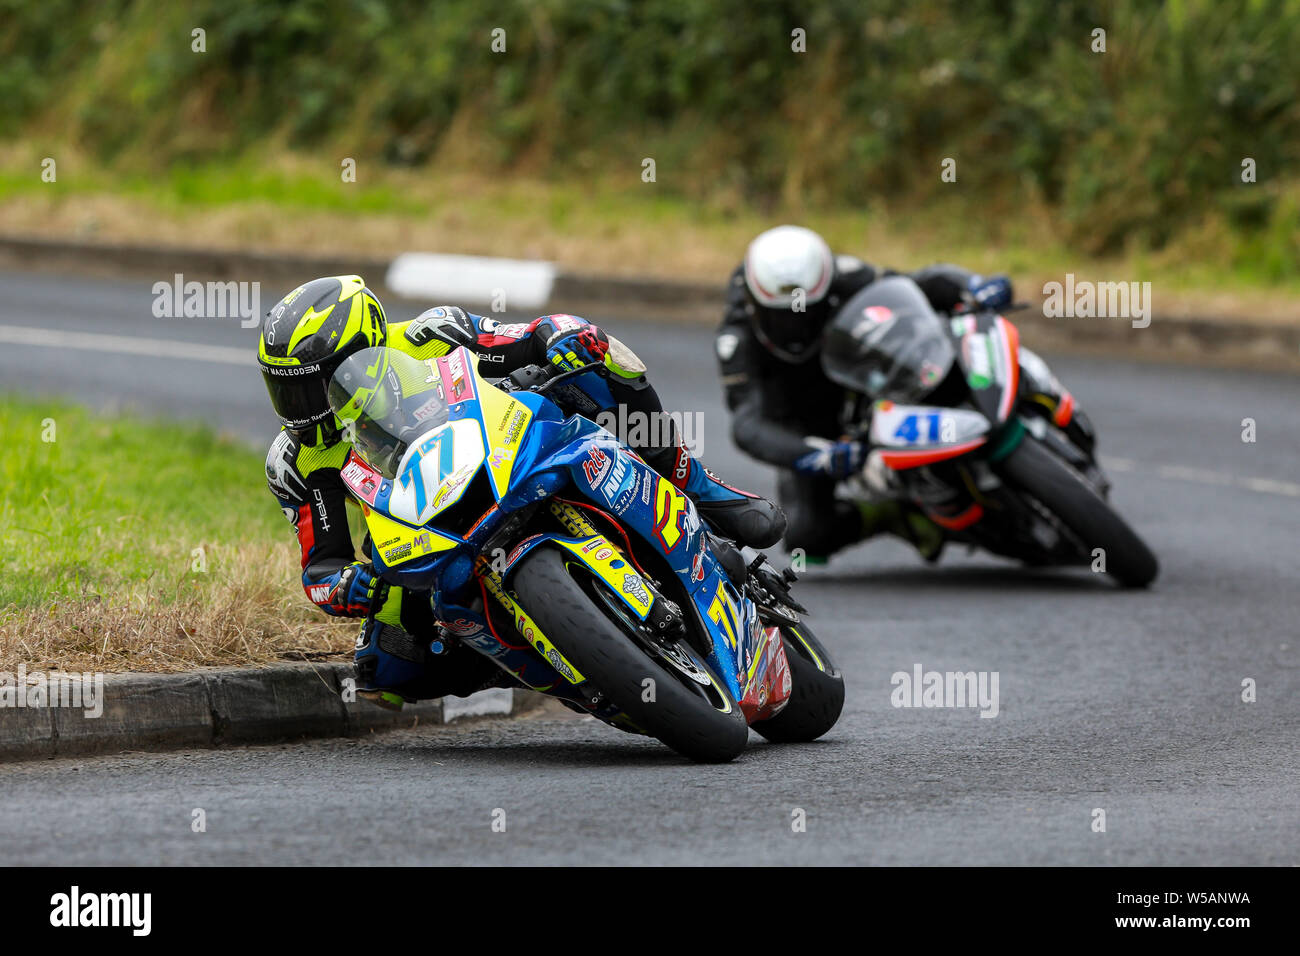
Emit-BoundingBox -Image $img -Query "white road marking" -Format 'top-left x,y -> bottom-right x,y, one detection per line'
4,321 -> 1296,500
387,252 -> 555,309
1103,455 -> 1300,498
0,323 -> 250,366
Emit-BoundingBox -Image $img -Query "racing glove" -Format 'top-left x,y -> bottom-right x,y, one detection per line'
307,561 -> 383,617
967,274 -> 1013,311
545,326 -> 610,373
793,438 -> 865,479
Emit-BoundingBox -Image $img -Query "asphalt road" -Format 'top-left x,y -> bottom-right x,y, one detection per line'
1,270 -> 1296,865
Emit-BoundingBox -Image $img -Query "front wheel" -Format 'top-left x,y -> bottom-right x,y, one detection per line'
511,547 -> 750,763
999,436 -> 1158,588
751,623 -> 845,743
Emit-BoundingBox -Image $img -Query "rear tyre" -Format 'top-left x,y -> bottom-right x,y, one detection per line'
751,623 -> 845,743
999,436 -> 1158,588
511,547 -> 750,763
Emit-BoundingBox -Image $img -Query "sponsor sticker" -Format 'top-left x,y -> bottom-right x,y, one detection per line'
622,574 -> 650,606
545,648 -> 577,682
437,351 -> 475,404
691,545 -> 705,582
582,446 -> 613,487
503,408 -> 528,447
505,533 -> 545,568
599,452 -> 632,511
384,542 -> 413,563
413,396 -> 443,422
341,455 -> 382,505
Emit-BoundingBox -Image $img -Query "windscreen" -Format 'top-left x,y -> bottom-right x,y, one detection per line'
327,347 -> 450,479
821,276 -> 955,403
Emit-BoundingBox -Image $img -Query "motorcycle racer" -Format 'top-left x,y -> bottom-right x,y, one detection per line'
717,225 -> 1092,564
258,275 -> 785,706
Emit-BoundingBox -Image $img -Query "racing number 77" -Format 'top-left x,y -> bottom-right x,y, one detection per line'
400,427 -> 455,514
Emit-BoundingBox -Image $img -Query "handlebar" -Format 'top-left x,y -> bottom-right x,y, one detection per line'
510,360 -> 611,396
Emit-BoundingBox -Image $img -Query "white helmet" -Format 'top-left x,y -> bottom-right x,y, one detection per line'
743,225 -> 834,309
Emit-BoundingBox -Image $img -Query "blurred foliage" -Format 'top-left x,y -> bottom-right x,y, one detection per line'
2,0 -> 1298,264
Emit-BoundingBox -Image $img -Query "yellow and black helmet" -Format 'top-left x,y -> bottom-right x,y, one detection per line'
257,275 -> 387,444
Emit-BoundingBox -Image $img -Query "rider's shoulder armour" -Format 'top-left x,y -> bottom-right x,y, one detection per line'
266,430 -> 348,497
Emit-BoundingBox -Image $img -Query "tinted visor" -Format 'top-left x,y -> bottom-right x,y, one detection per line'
262,362 -> 332,432
751,302 -> 831,364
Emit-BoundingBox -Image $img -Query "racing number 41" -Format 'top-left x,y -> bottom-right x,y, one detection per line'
894,412 -> 943,444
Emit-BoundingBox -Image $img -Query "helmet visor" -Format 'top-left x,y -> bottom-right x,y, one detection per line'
751,304 -> 829,364
262,362 -> 333,432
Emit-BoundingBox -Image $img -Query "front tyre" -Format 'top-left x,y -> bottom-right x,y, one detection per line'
999,436 -> 1159,588
751,623 -> 845,743
511,547 -> 750,763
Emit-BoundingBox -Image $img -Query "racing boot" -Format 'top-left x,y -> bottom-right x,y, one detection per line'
355,588 -> 513,708
642,436 -> 786,548
858,449 -> 944,562
353,589 -> 436,710
857,499 -> 945,563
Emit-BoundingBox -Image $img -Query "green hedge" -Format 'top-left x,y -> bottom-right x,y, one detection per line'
3,0 -> 1298,259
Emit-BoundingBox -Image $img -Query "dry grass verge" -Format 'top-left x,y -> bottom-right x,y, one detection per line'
0,398 -> 355,672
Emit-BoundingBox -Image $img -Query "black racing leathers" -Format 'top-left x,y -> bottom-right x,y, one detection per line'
717,259 -> 978,469
716,259 -> 980,555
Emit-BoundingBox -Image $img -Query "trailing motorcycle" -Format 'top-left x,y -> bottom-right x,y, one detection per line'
823,275 -> 1158,588
327,343 -> 844,762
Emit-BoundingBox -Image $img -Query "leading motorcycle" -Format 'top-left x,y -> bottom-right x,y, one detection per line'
326,343 -> 845,762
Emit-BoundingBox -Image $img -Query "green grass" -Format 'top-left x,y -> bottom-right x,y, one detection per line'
0,157 -> 419,216
0,397 -> 280,606
0,397 -> 351,671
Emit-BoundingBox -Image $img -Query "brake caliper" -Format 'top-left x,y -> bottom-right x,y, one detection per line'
644,591 -> 685,643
